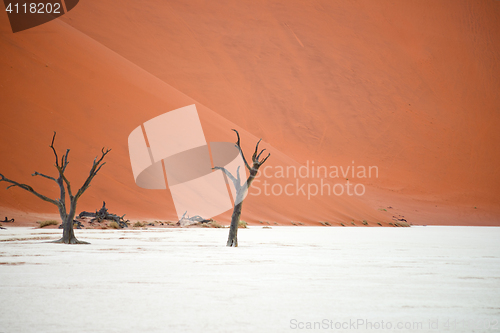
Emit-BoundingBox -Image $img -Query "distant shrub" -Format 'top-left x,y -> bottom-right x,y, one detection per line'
133,221 -> 145,228
262,226 -> 272,229
351,221 -> 356,226
37,220 -> 58,228
109,222 -> 119,229
340,223 -> 345,227
238,220 -> 247,228
208,220 -> 224,228
362,220 -> 368,226
377,222 -> 382,226
324,222 -> 331,226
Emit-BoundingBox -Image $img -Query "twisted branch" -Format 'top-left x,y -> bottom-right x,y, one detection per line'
0,173 -> 59,206
32,171 -> 57,182
232,129 -> 251,171
213,165 -> 242,191
75,147 -> 111,200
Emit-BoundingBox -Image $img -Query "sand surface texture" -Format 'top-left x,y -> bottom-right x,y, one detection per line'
1,226 -> 499,332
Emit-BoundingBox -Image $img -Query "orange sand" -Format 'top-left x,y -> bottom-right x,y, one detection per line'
1,1 -> 499,226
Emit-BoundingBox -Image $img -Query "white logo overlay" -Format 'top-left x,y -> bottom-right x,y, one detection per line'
128,105 -> 247,220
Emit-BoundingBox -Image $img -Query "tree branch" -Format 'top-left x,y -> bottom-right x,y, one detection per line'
50,131 -> 59,168
74,148 -> 111,200
0,173 -> 59,206
252,139 -> 262,162
259,152 -> 271,165
49,131 -> 72,202
256,148 -> 267,161
58,167 -> 73,199
213,166 -> 241,190
32,171 -> 57,182
61,149 -> 70,172
232,129 -> 251,171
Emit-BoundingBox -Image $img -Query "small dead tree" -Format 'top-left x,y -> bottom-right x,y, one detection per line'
214,129 -> 270,247
0,132 -> 110,244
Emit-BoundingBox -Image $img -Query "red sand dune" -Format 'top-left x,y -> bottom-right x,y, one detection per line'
1,1 -> 499,226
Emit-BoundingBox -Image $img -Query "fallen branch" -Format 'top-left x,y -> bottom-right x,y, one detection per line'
78,201 -> 129,228
177,211 -> 212,227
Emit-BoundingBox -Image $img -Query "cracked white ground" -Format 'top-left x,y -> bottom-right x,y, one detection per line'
0,226 -> 499,333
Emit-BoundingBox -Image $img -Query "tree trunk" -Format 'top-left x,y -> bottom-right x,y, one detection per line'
61,216 -> 77,243
226,173 -> 257,247
53,201 -> 88,244
227,201 -> 243,247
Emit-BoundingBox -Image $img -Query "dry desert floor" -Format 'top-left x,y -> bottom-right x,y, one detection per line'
0,226 -> 499,333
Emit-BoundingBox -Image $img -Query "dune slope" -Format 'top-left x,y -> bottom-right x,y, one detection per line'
0,12 -> 390,226
57,0 -> 500,224
1,1 -> 499,225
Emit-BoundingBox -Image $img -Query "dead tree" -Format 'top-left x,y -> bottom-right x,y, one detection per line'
0,132 -> 110,244
176,211 -> 212,227
213,129 -> 270,247
78,201 -> 129,228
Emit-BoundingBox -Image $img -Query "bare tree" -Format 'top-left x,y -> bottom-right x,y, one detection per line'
214,129 -> 270,247
0,132 -> 110,244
